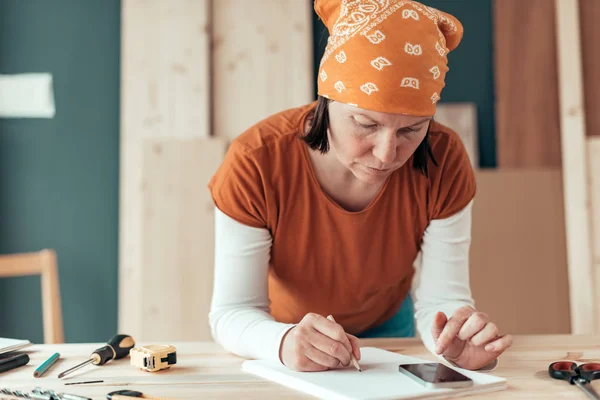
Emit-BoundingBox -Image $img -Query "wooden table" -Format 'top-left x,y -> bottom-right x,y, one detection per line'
1,335 -> 599,399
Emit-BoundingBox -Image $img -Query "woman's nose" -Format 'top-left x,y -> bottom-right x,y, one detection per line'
372,135 -> 397,164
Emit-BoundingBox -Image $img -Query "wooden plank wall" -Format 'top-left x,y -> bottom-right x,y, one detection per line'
119,0 -> 213,341
494,0 -> 600,333
554,0 -> 596,334
493,0 -> 561,168
212,0 -> 313,140
434,103 -> 478,167
470,170 -> 570,334
580,0 -> 600,331
589,139 -> 600,327
120,0 -> 313,341
494,0 -> 600,154
580,0 -> 600,137
119,0 -> 600,339
141,138 -> 227,341
494,0 -> 600,140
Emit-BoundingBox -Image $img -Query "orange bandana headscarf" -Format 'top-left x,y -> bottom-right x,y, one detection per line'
315,0 -> 464,116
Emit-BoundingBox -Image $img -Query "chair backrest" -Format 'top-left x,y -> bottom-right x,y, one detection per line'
0,249 -> 64,343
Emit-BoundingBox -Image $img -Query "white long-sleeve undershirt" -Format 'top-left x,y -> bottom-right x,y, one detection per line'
208,200 -> 497,370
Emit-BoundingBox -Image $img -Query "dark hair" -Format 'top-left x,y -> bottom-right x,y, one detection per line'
302,96 -> 439,178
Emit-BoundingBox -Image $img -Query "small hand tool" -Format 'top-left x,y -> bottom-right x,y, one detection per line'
58,334 -> 135,379
549,361 -> 600,400
0,354 -> 30,374
130,345 -> 177,372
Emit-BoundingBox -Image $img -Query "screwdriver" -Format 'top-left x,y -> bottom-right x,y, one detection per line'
58,334 -> 135,379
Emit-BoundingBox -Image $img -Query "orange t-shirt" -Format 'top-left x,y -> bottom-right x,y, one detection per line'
208,102 -> 476,334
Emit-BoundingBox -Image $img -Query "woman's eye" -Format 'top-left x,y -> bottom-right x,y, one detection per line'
354,119 -> 377,129
403,127 -> 421,134
359,123 -> 377,129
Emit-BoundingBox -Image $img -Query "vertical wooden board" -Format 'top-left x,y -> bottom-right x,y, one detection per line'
212,0 -> 313,141
493,0 -> 562,168
119,0 -> 211,339
121,0 -> 210,139
434,103 -> 478,167
141,138 -> 227,341
579,0 -> 600,136
470,170 -> 571,334
555,0 -> 596,334
588,138 -> 600,326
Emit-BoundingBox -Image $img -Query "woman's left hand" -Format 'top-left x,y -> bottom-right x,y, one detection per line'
432,306 -> 513,370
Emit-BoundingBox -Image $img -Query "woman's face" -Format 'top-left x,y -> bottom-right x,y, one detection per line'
327,101 -> 431,184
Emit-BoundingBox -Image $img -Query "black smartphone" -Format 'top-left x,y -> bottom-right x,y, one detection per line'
398,363 -> 473,389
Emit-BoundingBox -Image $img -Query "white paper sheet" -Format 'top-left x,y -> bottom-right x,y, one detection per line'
242,347 -> 507,400
0,338 -> 32,355
0,73 -> 55,118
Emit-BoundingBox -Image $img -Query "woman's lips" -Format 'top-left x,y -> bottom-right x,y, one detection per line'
362,164 -> 392,174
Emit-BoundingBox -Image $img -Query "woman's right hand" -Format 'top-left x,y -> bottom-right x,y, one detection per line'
279,313 -> 362,372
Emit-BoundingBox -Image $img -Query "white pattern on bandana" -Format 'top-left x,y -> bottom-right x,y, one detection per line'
360,82 -> 379,95
371,56 -> 392,71
400,77 -> 420,90
335,51 -> 347,63
405,42 -> 423,56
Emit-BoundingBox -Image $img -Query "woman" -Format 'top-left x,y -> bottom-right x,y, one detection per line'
208,0 -> 513,372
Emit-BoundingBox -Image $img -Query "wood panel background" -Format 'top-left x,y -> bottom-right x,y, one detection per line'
494,0 -> 600,165
555,0 -> 596,334
120,0 -> 314,341
494,0 -> 600,333
119,0 -> 212,340
140,138 -> 227,341
212,0 -> 313,140
589,138 -> 600,327
117,0 -> 600,340
470,170 -> 571,334
434,103 -> 478,167
579,0 -> 600,137
493,0 -> 562,168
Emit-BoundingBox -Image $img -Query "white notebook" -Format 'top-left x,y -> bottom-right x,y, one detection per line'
0,338 -> 32,355
242,347 -> 507,400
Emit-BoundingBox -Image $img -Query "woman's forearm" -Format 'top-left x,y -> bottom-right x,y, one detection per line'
209,207 -> 295,363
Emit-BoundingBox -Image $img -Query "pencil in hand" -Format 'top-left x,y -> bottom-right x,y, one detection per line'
326,315 -> 362,372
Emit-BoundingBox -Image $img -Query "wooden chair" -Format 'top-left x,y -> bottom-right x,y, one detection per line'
0,249 -> 64,343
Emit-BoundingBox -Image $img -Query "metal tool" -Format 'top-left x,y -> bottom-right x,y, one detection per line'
549,361 -> 600,400
130,345 -> 177,372
63,381 -> 103,386
1,388 -> 31,398
1,387 -> 91,400
58,334 -> 135,379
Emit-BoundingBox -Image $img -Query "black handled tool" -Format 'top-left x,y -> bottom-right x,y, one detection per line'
58,334 -> 135,379
549,361 -> 600,400
0,353 -> 29,374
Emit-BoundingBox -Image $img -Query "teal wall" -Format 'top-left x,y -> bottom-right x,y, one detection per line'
0,0 -> 121,342
312,0 -> 496,167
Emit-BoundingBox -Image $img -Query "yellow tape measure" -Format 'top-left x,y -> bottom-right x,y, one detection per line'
130,344 -> 177,372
